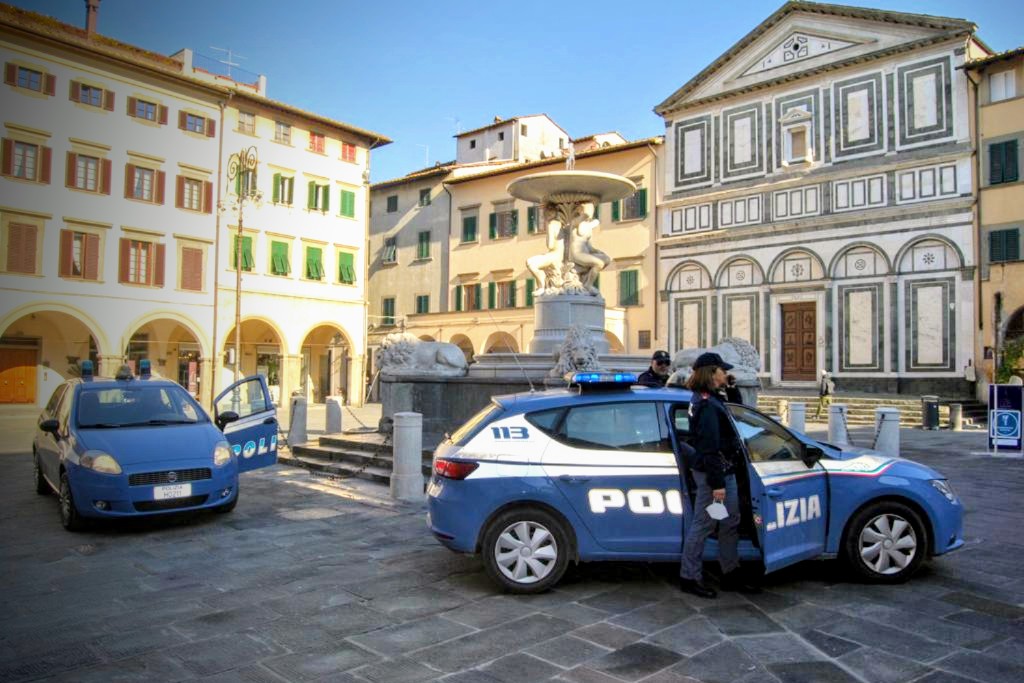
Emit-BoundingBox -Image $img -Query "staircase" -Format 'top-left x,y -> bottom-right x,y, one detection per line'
756,394 -> 988,428
279,433 -> 433,486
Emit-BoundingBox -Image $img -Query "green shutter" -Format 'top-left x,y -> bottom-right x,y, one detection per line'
991,231 -> 1005,263
1006,140 -> 1019,183
418,231 -> 430,259
286,177 -> 294,205
307,181 -> 316,209
1009,228 -> 1021,261
271,241 -> 289,275
612,200 -> 620,222
305,247 -> 323,279
510,210 -> 518,235
488,282 -> 496,309
455,285 -> 463,311
593,203 -> 600,219
242,236 -> 254,270
462,216 -> 477,242
474,283 -> 482,310
637,188 -> 648,218
488,212 -> 497,239
321,185 -> 329,212
619,270 -> 638,306
234,173 -> 241,196
527,206 -> 537,233
340,190 -> 355,218
338,251 -> 355,283
272,173 -> 281,203
526,278 -> 534,307
509,281 -> 517,307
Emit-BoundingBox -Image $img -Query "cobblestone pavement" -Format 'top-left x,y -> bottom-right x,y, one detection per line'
2,429 -> 1023,683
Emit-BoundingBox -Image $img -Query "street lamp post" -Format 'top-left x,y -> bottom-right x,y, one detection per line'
220,146 -> 263,383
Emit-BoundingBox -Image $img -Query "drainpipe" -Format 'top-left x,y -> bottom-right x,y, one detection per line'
965,59 -> 984,395
210,94 -> 230,408
442,180 -> 454,313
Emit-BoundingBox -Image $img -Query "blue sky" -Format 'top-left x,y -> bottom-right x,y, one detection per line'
12,0 -> 1023,182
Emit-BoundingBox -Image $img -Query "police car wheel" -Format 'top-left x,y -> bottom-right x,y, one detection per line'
33,452 -> 50,495
482,508 -> 571,594
844,501 -> 926,583
59,471 -> 85,532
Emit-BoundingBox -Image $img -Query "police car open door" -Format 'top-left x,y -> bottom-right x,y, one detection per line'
728,405 -> 828,573
214,375 -> 278,472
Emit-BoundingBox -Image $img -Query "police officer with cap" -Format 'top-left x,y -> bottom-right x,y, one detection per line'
638,350 -> 672,387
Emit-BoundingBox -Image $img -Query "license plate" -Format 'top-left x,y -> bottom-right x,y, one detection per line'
153,483 -> 192,500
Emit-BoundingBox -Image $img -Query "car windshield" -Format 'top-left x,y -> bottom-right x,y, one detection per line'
76,384 -> 206,428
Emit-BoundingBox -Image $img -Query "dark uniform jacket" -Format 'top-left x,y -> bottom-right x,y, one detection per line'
637,368 -> 668,388
688,392 -> 743,489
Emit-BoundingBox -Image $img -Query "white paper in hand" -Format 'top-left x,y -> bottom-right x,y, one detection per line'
705,501 -> 728,520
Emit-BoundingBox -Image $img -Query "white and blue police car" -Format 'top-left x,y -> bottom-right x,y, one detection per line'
427,372 -> 963,593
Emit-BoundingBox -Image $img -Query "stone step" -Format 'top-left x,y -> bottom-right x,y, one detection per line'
292,443 -> 433,477
278,451 -> 398,486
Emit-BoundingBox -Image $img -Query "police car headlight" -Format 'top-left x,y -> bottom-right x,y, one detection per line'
930,479 -> 957,503
213,442 -> 232,467
80,451 -> 122,475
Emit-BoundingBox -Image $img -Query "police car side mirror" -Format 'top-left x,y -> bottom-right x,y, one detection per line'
40,418 -> 59,435
802,445 -> 824,468
216,411 -> 240,431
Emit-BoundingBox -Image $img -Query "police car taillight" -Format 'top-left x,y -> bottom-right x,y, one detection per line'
434,459 -> 479,480
565,371 -> 638,390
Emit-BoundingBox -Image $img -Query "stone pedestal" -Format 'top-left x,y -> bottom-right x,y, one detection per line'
529,293 -> 609,355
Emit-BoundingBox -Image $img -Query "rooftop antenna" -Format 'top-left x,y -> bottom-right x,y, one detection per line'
446,116 -> 462,135
482,307 -> 535,393
209,46 -> 247,78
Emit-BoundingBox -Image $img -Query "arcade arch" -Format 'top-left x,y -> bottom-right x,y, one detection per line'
0,309 -> 99,405
450,334 -> 475,364
484,332 -> 519,354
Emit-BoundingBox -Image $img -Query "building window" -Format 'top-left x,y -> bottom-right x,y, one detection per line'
416,231 -> 430,260
125,164 -> 164,203
16,65 -> 41,91
4,222 -> 38,274
489,281 -> 516,309
340,189 -> 356,218
419,188 -> 431,207
498,131 -> 505,141
386,195 -> 398,213
461,215 -> 478,243
13,141 -> 37,180
415,294 -> 429,314
309,132 -> 326,154
5,64 -> 54,94
638,330 -> 651,350
59,230 -> 101,280
307,182 -> 330,211
176,176 -> 207,212
272,174 -> 294,205
383,237 -> 397,264
73,154 -> 98,191
234,169 -> 257,197
338,251 -> 356,284
180,112 -> 213,136
489,206 -> 518,239
270,241 -> 290,276
77,84 -> 102,107
469,139 -> 476,149
128,97 -> 164,123
274,121 -> 291,144
614,189 -> 648,222
180,246 -> 203,291
990,228 -> 1021,263
618,269 -> 639,307
119,238 -> 164,287
990,70 -> 1016,103
527,206 -> 538,233
454,283 -> 482,311
382,298 -> 395,326
237,111 -> 255,135
341,142 -> 357,163
3,139 -> 51,184
989,140 -> 1019,185
231,235 -> 254,272
520,124 -> 528,136
305,246 -> 325,281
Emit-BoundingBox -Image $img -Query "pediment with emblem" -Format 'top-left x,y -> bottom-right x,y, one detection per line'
656,6 -> 974,115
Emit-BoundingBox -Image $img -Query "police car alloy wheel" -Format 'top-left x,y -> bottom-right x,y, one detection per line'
33,453 -> 49,496
482,508 -> 571,594
59,471 -> 85,532
844,501 -> 926,583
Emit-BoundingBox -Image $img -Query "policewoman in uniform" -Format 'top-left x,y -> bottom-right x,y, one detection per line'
679,352 -> 759,598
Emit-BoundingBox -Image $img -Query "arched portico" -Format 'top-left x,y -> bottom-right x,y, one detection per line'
484,331 -> 519,354
124,315 -> 207,398
223,317 -> 287,404
450,334 -> 474,364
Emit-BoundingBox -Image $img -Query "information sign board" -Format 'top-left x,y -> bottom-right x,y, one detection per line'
989,384 -> 1023,452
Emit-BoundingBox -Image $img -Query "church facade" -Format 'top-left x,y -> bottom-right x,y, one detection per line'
654,2 -> 991,395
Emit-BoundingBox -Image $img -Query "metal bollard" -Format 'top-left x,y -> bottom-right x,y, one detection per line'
789,403 -> 806,433
873,407 -> 900,458
391,412 -> 425,501
326,396 -> 343,434
288,394 -> 308,447
828,404 -> 850,446
949,403 -> 963,432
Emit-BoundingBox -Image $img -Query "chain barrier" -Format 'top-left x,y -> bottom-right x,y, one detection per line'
869,412 -> 900,451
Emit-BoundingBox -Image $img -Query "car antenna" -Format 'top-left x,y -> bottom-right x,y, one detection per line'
483,307 -> 535,393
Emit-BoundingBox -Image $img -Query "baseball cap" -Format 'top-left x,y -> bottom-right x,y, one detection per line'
692,352 -> 733,371
652,350 -> 671,363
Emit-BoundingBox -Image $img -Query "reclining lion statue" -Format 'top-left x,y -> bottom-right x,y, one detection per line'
668,337 -> 762,386
378,332 -> 468,377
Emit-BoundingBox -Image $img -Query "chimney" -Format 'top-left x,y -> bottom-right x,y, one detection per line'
85,0 -> 100,35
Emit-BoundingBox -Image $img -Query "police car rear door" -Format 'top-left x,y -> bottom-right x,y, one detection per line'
728,404 -> 828,573
542,400 -> 682,554
214,375 -> 277,472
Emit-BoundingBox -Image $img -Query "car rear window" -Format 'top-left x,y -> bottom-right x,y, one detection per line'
77,384 -> 205,428
525,408 -> 564,436
450,403 -> 504,447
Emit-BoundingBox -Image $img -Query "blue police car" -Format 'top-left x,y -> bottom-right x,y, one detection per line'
427,372 -> 963,593
32,361 -> 278,531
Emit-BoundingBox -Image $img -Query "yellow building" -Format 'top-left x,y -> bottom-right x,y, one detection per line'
966,47 -> 1024,388
0,3 -> 388,409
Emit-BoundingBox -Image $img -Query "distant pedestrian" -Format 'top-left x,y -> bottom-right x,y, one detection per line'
638,350 -> 671,388
815,370 -> 835,419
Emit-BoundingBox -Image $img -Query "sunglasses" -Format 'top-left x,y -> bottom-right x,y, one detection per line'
655,360 -> 671,366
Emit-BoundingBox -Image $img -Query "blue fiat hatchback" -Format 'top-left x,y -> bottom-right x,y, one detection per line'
427,373 -> 964,593
32,361 -> 278,531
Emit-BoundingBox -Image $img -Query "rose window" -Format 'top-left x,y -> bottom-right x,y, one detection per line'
735,270 -> 746,282
686,275 -> 695,286
923,252 -> 936,265
854,258 -> 867,271
790,263 -> 805,277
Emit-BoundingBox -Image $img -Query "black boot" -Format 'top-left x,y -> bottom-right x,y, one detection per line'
678,578 -> 717,599
719,570 -> 762,594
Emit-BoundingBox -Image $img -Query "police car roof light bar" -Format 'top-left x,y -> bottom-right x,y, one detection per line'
139,359 -> 152,379
566,371 -> 638,390
80,359 -> 94,381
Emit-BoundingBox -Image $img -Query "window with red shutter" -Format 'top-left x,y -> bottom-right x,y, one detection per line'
6,223 -> 37,274
83,233 -> 100,281
154,243 -> 166,287
181,246 -> 203,291
341,142 -> 357,163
